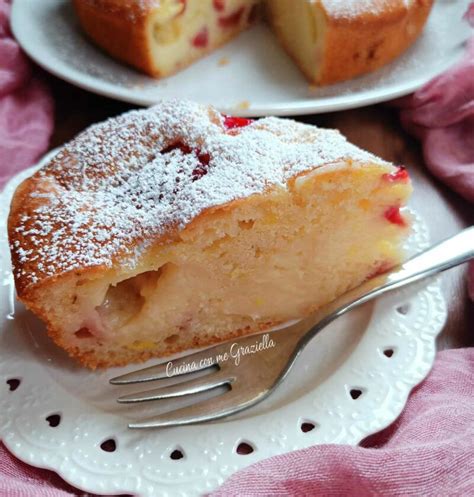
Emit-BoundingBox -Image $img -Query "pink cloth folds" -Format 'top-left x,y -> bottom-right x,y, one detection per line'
0,0 -> 58,492
1,349 -> 472,496
392,31 -> 474,300
212,348 -> 474,497
0,444 -> 84,497
0,0 -> 53,190
394,39 -> 474,204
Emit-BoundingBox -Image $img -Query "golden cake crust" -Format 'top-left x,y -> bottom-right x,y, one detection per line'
73,0 -> 157,75
74,0 -> 158,20
72,0 -> 258,78
266,0 -> 434,85
317,0 -> 434,85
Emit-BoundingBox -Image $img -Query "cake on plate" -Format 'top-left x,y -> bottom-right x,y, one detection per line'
72,0 -> 433,85
266,0 -> 434,85
8,100 -> 412,369
72,0 -> 260,78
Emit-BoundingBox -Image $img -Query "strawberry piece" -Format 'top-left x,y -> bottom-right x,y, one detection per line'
223,115 -> 253,129
218,7 -> 244,28
192,152 -> 211,181
197,151 -> 210,165
192,27 -> 209,48
384,206 -> 406,226
213,0 -> 225,12
162,143 -> 211,182
383,166 -> 409,183
367,261 -> 393,279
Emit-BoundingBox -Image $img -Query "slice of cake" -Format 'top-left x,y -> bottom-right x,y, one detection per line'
8,100 -> 412,369
72,0 -> 259,77
265,0 -> 434,85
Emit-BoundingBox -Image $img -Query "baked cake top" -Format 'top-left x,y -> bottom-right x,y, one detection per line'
76,0 -> 161,22
319,0 -> 412,19
78,0 -> 413,22
9,100 -> 385,291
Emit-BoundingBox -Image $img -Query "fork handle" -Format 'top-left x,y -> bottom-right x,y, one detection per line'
299,226 -> 474,347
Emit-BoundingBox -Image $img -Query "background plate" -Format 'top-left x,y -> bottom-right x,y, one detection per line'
11,0 -> 471,116
0,155 -> 447,496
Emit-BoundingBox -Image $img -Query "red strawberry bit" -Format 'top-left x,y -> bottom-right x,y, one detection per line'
218,7 -> 245,28
161,142 -> 211,182
191,165 -> 208,181
367,261 -> 393,279
198,151 -> 210,165
192,150 -> 211,181
191,150 -> 211,181
192,27 -> 209,48
213,0 -> 225,12
384,206 -> 406,226
383,166 -> 409,183
223,115 -> 254,129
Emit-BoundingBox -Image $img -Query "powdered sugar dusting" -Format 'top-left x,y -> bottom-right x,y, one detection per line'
10,100 -> 385,287
320,0 -> 412,18
78,0 -> 160,22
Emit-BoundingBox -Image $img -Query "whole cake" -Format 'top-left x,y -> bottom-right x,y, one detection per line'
72,0 -> 433,84
8,100 -> 412,369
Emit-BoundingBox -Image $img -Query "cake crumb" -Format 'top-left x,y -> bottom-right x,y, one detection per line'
218,57 -> 230,66
235,100 -> 250,110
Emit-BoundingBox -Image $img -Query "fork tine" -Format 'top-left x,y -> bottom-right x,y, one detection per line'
128,387 -> 266,429
109,345 -> 225,385
109,364 -> 172,385
117,373 -> 234,403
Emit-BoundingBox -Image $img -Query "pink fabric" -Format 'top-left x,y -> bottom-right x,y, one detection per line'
212,348 -> 474,497
0,2 -> 60,490
465,1 -> 474,26
0,445 -> 86,497
391,31 -> 474,300
393,39 -> 474,204
0,0 -> 53,190
0,350 -> 472,497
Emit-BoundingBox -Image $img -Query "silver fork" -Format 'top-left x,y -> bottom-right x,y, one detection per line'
111,227 -> 474,429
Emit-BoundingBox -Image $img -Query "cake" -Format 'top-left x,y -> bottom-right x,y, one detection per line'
8,100 -> 412,369
266,0 -> 434,85
72,0 -> 260,78
72,0 -> 433,85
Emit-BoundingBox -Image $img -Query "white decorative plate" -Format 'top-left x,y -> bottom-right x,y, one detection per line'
11,0 -> 471,116
0,154 -> 447,497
